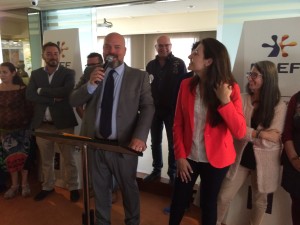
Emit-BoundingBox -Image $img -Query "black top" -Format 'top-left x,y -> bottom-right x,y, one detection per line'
146,53 -> 187,117
240,117 -> 259,170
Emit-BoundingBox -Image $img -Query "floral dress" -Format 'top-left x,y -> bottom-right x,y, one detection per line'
0,87 -> 33,173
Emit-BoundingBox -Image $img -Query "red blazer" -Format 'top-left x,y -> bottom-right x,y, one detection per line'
173,78 -> 246,168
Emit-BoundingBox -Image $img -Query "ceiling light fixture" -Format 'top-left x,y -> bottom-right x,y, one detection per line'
97,18 -> 113,28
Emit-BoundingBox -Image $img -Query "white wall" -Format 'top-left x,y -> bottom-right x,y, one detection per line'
96,11 -> 218,36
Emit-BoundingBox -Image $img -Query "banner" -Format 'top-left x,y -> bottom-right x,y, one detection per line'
43,28 -> 82,82
233,17 -> 300,99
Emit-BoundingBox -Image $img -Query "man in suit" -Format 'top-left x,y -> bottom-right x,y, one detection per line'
73,52 -> 118,203
26,42 -> 80,202
70,32 -> 154,225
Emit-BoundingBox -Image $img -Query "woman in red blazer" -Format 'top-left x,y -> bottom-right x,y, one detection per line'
169,38 -> 246,225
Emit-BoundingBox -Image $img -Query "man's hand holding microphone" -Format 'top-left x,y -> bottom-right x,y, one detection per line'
89,55 -> 114,85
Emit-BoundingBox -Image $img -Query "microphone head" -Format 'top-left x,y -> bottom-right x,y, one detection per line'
94,55 -> 115,85
106,55 -> 114,63
101,55 -> 115,71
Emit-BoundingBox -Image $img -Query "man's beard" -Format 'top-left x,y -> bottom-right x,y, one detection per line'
47,60 -> 58,67
111,60 -> 123,69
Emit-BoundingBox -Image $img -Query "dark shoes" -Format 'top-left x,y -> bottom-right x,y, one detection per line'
34,189 -> 79,202
34,189 -> 54,201
143,171 -> 161,182
70,190 -> 80,202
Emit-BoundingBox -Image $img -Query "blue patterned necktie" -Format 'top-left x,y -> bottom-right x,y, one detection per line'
100,70 -> 115,138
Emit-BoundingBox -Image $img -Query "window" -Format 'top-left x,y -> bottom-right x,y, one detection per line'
170,37 -> 197,70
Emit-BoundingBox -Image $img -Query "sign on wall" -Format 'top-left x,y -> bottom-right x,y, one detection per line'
43,28 -> 82,82
233,17 -> 300,98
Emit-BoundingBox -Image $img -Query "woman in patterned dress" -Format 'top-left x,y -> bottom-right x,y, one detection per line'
0,62 -> 33,199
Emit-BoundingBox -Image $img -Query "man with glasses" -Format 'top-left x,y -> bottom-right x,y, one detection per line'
75,52 -> 103,118
144,35 -> 187,185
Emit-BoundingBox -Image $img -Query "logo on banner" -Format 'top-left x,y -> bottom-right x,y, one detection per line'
262,34 -> 297,57
56,41 -> 71,68
56,41 -> 69,58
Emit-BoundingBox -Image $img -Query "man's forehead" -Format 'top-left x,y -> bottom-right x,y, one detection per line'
44,47 -> 59,53
104,42 -> 122,46
104,35 -> 124,46
157,37 -> 171,44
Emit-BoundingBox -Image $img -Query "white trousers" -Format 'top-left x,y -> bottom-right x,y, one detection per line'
217,165 -> 268,225
35,124 -> 79,191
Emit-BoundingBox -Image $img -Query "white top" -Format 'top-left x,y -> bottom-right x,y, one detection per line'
188,84 -> 208,162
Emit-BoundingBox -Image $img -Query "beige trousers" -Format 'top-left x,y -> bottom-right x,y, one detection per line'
217,165 -> 268,225
35,124 -> 79,191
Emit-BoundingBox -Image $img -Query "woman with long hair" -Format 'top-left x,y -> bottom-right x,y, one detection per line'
169,38 -> 246,225
217,60 -> 287,225
0,62 -> 33,199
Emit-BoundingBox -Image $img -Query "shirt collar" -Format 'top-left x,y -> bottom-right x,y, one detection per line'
44,65 -> 59,76
107,63 -> 125,76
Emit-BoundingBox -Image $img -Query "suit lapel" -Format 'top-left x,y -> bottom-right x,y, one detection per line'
94,81 -> 104,110
38,68 -> 51,85
118,65 -> 130,108
50,67 -> 63,85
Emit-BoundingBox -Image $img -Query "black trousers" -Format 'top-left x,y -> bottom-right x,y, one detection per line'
169,159 -> 229,225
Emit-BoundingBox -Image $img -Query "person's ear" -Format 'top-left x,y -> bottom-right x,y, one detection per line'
205,58 -> 213,67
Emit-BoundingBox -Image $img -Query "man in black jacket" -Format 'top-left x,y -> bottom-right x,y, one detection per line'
144,35 -> 187,185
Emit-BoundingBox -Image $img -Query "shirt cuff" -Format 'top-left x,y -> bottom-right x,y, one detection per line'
87,82 -> 97,94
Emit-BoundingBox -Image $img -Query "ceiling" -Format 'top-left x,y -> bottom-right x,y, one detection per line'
0,0 -> 218,18
0,0 -> 218,41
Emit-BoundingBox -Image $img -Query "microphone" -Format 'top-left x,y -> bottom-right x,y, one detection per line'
102,55 -> 114,71
95,55 -> 114,84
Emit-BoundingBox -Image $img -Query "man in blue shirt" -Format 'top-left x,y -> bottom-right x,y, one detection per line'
70,32 -> 154,225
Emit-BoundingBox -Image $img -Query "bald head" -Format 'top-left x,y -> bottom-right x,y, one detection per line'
157,35 -> 171,44
155,35 -> 172,58
105,32 -> 125,46
103,32 -> 127,68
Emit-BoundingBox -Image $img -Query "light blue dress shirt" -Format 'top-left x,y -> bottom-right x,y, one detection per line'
87,63 -> 125,139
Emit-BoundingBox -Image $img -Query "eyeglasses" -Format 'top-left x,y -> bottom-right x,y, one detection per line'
156,44 -> 172,49
246,71 -> 262,80
85,63 -> 101,67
